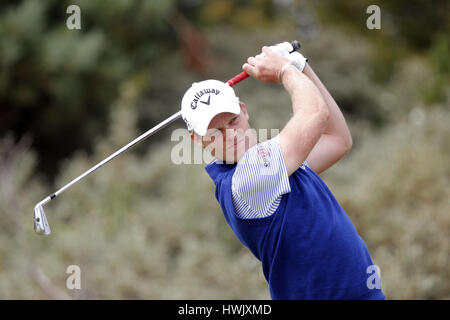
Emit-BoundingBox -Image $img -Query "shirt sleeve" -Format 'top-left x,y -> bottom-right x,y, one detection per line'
231,135 -> 291,219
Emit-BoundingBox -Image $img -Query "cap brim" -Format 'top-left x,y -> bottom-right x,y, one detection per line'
194,102 -> 241,136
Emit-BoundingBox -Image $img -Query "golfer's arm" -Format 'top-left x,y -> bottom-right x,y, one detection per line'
302,64 -> 353,174
278,65 -> 329,176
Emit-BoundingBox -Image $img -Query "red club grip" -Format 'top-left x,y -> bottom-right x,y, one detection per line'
227,72 -> 249,87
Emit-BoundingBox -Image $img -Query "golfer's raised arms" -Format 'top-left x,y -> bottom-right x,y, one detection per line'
302,64 -> 353,174
243,46 -> 329,176
277,65 -> 329,176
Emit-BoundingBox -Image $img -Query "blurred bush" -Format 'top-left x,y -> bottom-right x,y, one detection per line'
0,0 -> 177,178
314,0 -> 450,94
323,106 -> 450,299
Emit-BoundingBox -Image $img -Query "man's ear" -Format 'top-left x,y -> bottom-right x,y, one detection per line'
240,102 -> 249,121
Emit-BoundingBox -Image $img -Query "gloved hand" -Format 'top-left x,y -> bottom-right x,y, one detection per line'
257,41 -> 308,72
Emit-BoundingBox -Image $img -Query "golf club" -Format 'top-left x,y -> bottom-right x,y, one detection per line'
34,40 -> 301,235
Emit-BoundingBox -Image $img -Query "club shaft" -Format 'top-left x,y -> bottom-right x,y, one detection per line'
49,71 -> 250,200
51,110 -> 182,199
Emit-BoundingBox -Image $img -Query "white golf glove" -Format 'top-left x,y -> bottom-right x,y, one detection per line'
257,41 -> 308,72
286,51 -> 307,72
268,41 -> 294,56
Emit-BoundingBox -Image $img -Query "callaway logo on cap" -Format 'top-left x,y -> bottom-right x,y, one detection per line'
181,79 -> 240,136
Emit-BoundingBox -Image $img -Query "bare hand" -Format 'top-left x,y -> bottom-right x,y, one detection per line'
242,46 -> 290,84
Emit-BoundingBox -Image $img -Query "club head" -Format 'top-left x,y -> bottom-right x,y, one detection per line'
34,204 -> 51,235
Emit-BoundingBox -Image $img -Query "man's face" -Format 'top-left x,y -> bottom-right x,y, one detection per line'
191,102 -> 257,163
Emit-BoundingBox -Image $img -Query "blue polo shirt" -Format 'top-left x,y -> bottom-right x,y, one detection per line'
205,136 -> 385,300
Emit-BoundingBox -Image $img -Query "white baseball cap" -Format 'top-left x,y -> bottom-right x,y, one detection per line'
181,79 -> 241,136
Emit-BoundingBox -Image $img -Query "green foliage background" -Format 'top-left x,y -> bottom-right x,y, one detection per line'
0,0 -> 448,299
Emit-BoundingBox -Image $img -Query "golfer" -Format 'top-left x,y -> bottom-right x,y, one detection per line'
181,42 -> 385,300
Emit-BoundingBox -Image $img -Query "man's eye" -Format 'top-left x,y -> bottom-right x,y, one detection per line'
230,117 -> 238,124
